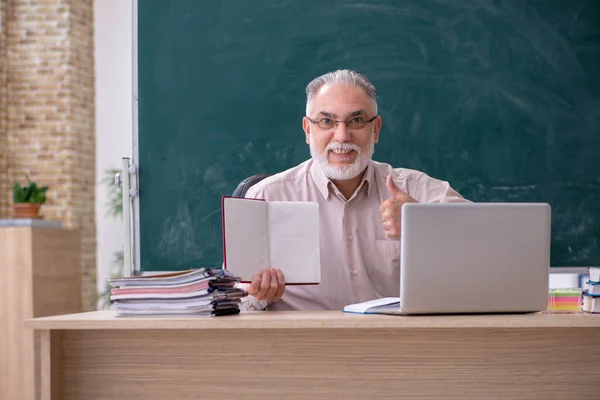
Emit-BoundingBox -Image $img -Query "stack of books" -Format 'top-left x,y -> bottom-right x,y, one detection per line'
583,267 -> 600,314
109,268 -> 247,317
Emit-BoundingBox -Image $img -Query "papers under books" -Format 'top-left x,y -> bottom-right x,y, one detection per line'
343,297 -> 402,315
222,197 -> 321,284
109,269 -> 247,317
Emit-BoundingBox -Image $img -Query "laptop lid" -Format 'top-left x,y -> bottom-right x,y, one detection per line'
399,203 -> 551,314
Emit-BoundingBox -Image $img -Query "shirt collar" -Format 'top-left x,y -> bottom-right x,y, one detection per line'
310,159 -> 375,200
361,161 -> 376,198
310,159 -> 332,200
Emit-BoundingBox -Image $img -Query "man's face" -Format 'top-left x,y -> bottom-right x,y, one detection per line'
303,83 -> 381,180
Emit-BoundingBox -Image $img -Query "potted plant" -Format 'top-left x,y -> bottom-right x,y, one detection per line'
11,176 -> 49,219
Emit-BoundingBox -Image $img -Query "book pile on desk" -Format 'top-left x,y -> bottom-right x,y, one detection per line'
582,267 -> 600,314
109,268 -> 247,317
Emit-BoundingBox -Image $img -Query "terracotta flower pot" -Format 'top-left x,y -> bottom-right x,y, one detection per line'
12,203 -> 42,219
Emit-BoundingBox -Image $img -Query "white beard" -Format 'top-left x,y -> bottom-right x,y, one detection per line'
309,130 -> 375,181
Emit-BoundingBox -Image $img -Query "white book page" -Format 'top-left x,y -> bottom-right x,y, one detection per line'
343,297 -> 400,313
223,198 -> 269,281
267,201 -> 320,284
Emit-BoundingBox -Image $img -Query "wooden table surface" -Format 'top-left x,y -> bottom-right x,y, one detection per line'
26,310 -> 600,400
26,309 -> 600,330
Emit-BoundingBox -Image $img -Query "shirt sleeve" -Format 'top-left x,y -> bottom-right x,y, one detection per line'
239,294 -> 269,311
236,282 -> 269,311
244,184 -> 265,200
401,169 -> 471,204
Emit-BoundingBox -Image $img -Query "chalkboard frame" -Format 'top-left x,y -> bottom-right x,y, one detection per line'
132,0 -> 142,275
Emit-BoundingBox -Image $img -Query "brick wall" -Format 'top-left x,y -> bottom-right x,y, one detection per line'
0,0 -> 96,311
69,0 -> 96,311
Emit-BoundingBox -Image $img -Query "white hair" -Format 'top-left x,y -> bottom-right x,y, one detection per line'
305,69 -> 378,116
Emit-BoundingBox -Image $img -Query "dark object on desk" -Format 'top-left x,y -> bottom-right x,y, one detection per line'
232,174 -> 272,198
136,0 -> 600,272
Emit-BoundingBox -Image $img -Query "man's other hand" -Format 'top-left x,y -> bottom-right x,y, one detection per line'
379,175 -> 418,238
247,268 -> 285,302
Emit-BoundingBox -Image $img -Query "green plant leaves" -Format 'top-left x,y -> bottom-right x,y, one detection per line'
11,176 -> 49,204
34,186 -> 48,203
101,168 -> 123,218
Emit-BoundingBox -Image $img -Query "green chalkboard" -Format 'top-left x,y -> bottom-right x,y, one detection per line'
136,0 -> 600,272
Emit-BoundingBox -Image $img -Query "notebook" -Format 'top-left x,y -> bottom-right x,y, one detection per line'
343,298 -> 402,315
221,196 -> 321,284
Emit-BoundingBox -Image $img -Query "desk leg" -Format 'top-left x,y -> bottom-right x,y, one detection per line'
38,330 -> 61,400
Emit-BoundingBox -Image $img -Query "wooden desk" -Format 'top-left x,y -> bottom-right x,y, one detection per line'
27,310 -> 600,400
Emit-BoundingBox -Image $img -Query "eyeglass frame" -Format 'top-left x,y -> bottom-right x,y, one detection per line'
305,114 -> 378,130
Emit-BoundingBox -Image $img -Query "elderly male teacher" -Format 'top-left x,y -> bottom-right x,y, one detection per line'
242,69 -> 470,311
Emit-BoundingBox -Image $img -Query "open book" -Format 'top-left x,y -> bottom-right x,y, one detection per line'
221,197 -> 320,284
343,297 -> 402,315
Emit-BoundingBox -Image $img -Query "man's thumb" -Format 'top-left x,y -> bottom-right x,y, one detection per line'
386,174 -> 406,197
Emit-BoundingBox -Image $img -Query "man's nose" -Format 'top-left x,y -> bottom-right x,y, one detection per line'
332,121 -> 351,142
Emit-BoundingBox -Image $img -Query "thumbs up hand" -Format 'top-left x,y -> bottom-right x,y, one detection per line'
379,174 -> 418,239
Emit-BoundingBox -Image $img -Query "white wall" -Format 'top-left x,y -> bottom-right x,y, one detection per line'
94,0 -> 133,304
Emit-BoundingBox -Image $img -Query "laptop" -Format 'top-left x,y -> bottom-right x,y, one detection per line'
344,203 -> 551,315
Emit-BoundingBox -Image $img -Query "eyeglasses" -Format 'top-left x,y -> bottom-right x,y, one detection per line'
306,115 -> 378,131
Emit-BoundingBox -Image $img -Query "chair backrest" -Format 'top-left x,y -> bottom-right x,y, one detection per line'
232,173 -> 272,197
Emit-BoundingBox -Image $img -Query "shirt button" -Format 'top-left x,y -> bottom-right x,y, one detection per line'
352,269 -> 358,275
348,234 -> 353,241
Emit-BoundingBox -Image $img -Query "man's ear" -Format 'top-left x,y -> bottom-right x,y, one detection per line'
302,117 -> 311,145
373,115 -> 382,144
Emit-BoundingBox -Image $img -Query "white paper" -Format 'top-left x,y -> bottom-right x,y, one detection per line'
223,197 -> 320,284
268,201 -> 320,284
343,297 -> 400,314
222,198 -> 270,280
